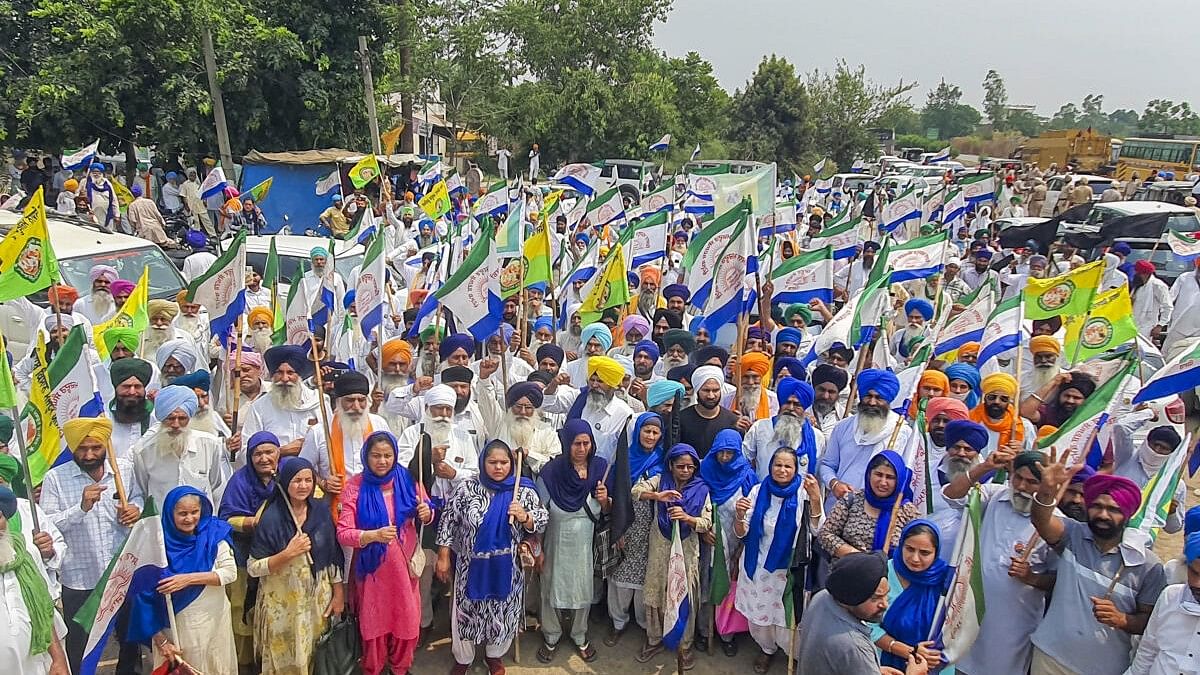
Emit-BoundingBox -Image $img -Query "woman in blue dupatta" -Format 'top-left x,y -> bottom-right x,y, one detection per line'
734,448 -> 824,673
605,412 -> 666,647
437,439 -> 546,675
129,486 -> 237,674
872,519 -> 953,672
633,443 -> 712,669
817,449 -> 917,561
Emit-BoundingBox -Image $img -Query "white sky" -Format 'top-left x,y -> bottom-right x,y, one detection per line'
653,0 -> 1200,115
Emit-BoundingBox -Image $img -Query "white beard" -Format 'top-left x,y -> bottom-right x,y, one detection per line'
774,413 -> 804,449
423,414 -> 452,447
91,290 -> 114,316
340,412 -> 370,450
189,410 -> 216,435
0,531 -> 14,567
142,326 -> 174,355
738,387 -> 762,415
507,414 -> 538,451
1010,491 -> 1034,515
637,289 -> 658,316
380,374 -> 407,391
176,314 -> 203,340
900,325 -> 925,348
156,428 -> 192,457
270,382 -> 305,410
856,409 -> 888,438
661,355 -> 687,371
1031,364 -> 1059,390
251,328 -> 273,354
586,388 -> 614,415
944,456 -> 977,481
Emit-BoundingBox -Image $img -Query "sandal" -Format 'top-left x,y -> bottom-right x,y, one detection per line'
578,641 -> 598,662
754,650 -> 773,674
636,641 -> 664,663
603,626 -> 626,647
536,641 -> 556,664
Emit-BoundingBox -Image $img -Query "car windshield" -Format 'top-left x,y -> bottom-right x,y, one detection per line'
1125,245 -> 1194,280
245,252 -> 365,285
57,246 -> 184,301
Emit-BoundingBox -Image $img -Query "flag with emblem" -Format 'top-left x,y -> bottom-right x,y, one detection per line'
1062,285 -> 1137,365
1022,258 -> 1103,320
0,188 -> 57,302
579,244 -> 631,325
91,268 -> 149,360
418,179 -> 452,219
930,486 -> 984,661
771,245 -> 833,305
246,177 -> 273,203
348,154 -> 382,189
20,334 -> 66,486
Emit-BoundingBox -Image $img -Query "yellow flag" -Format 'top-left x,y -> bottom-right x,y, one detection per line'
523,223 -> 552,288
92,268 -> 150,360
418,180 -> 452,219
1063,285 -> 1138,365
111,179 -> 135,208
579,244 -> 630,324
1022,258 -> 1103,320
381,125 -> 405,155
0,188 -> 58,302
348,154 -> 382,189
20,333 -> 60,486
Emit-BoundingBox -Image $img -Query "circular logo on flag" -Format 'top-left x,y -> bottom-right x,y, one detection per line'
500,260 -> 522,294
1038,281 -> 1075,312
719,254 -> 747,289
695,177 -> 716,192
1081,317 -> 1113,349
598,205 -> 616,224
892,249 -> 934,270
25,405 -> 43,450
646,194 -> 669,212
565,164 -> 589,178
16,237 -> 43,282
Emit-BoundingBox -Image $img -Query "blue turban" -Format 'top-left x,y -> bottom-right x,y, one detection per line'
647,380 -> 685,408
776,327 -> 803,347
527,282 -> 548,295
773,356 -> 805,382
131,184 -> 143,197
343,290 -> 356,309
575,233 -> 590,247
185,230 -> 208,249
154,385 -> 199,422
533,316 -> 555,334
857,368 -> 899,402
580,322 -> 613,351
536,343 -> 565,366
634,340 -> 660,365
173,370 -> 211,393
627,271 -> 640,289
1111,242 -> 1131,256
904,298 -> 934,321
264,344 -> 313,378
944,363 -> 981,408
439,333 -> 475,361
1185,505 -> 1200,535
1186,531 -> 1200,563
944,420 -> 988,451
776,376 -> 814,409
310,246 -> 329,258
974,248 -> 993,260
89,162 -> 105,172
496,323 -> 515,346
662,284 -> 690,301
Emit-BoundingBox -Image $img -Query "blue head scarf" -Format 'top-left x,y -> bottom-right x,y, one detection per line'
249,457 -> 342,577
468,440 -> 537,601
1186,505 -> 1200,535
541,419 -> 608,512
857,368 -> 900,402
879,520 -> 952,670
864,450 -> 914,551
218,431 -> 279,564
699,429 -> 756,505
657,444 -> 710,539
944,363 -> 981,409
354,431 -> 421,579
629,413 -> 666,481
775,377 -> 818,474
646,379 -> 685,408
580,322 -> 613,351
743,449 -> 802,577
128,487 -> 233,643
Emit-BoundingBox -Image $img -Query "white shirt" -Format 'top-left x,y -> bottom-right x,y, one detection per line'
162,182 -> 183,211
394,420 -> 479,500
244,285 -> 271,309
181,251 -> 218,283
542,389 -> 635,463
1166,270 -> 1200,354
130,425 -> 233,507
1131,275 -> 1172,333
73,294 -> 117,325
239,386 -> 325,467
742,416 -> 827,479
299,412 -> 390,480
1125,584 -> 1200,675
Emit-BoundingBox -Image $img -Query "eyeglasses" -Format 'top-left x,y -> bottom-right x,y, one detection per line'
510,403 -> 536,413
673,463 -> 697,472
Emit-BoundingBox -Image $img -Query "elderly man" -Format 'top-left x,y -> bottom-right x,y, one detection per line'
613,315 -> 650,358
46,285 -> 93,337
144,299 -> 182,355
41,418 -> 143,673
373,337 -> 413,396
969,372 -> 1036,457
217,349 -> 267,420
633,266 -> 665,320
130,385 -> 231,506
658,328 -> 695,374
492,381 -> 560,474
0,486 -> 72,675
942,447 -> 1053,675
395,383 -> 479,500
478,325 -> 532,387
240,345 -> 323,466
927,413 -> 982,558
126,184 -> 170,244
300,246 -> 347,310
563,322 -> 613,388
893,297 -> 933,362
74,265 -> 119,325
956,341 -> 980,366
245,306 -> 274,354
743,377 -> 825,478
819,369 -> 913,511
14,315 -> 78,389
1029,466 -> 1167,675
678,365 -> 745,459
1022,335 -> 1063,394
301,371 -> 390,497
1022,370 -> 1097,428
173,291 -> 210,348
107,357 -> 155,458
154,337 -> 204,386
388,364 -> 503,446
726,352 -> 776,421
1130,259 -> 1172,339
174,370 -> 232,444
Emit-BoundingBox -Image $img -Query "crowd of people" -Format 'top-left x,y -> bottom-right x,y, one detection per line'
0,155 -> 1199,675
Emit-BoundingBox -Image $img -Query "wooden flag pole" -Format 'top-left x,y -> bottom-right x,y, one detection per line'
8,404 -> 42,533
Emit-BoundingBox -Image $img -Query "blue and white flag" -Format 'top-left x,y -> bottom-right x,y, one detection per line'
411,220 -> 502,341
690,143 -> 701,161
880,231 -> 948,282
921,186 -> 946,226
683,202 -> 748,310
187,229 -> 247,340
943,187 -> 968,227
199,167 -> 228,199
934,287 -> 994,355
61,139 -> 100,171
813,157 -> 827,175
960,172 -> 997,205
662,522 -> 692,651
977,295 -> 1022,366
49,326 -> 105,423
356,233 -> 386,339
623,210 -> 669,268
315,167 -> 341,196
759,200 -> 797,237
880,184 -> 920,233
640,182 -> 676,214
771,246 -> 833,305
808,214 -> 860,260
473,180 -> 509,218
417,160 -> 443,186
649,134 -> 672,152
551,163 -> 603,196
699,204 -> 755,333
927,146 -> 950,164
683,173 -> 717,215
1133,335 -> 1200,403
814,178 -> 833,195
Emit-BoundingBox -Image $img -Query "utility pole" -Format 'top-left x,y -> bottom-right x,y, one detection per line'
358,35 -> 383,156
201,28 -> 235,172
398,0 -> 414,154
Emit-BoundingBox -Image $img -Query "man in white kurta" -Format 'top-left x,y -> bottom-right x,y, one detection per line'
130,386 -> 232,508
240,345 -> 325,468
300,371 -> 390,490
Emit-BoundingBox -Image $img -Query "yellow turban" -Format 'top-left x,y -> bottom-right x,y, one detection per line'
63,417 -> 114,450
738,351 -> 771,378
1029,335 -> 1061,356
147,299 -> 179,321
959,342 -> 981,357
980,372 -> 1018,399
175,289 -> 191,305
247,306 -> 274,328
919,369 -> 949,392
381,338 -> 412,364
587,355 -> 625,388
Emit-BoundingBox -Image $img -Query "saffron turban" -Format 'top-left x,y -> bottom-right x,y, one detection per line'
587,356 -> 625,388
63,417 -> 114,450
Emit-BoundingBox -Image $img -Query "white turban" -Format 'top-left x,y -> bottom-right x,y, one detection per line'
155,338 -> 200,372
44,313 -> 75,331
425,384 -> 456,408
692,365 -> 725,389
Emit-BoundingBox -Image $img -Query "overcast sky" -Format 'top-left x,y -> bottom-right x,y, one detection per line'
653,0 -> 1200,116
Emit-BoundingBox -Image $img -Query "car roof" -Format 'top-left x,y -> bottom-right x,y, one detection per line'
996,216 -> 1050,225
243,234 -> 365,257
1093,200 -> 1194,215
0,210 -> 169,257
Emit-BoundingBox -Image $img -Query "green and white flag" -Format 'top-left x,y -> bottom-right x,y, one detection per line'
585,187 -> 627,229
1129,432 -> 1190,542
933,486 -> 985,661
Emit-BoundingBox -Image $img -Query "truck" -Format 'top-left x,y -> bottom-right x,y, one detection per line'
1011,129 -> 1115,174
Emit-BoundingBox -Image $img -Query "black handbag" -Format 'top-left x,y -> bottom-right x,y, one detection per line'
584,500 -> 624,577
313,614 -> 362,675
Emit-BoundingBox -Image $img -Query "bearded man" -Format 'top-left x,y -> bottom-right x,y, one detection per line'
302,371 -> 390,496
14,316 -> 75,390
493,382 -> 559,474
547,356 -> 634,463
246,306 -> 275,354
743,377 -> 825,477
810,364 -> 849,433
1022,335 -> 1063,394
634,266 -> 665,320
725,351 -> 777,421
73,265 -> 119,324
818,369 -> 912,512
153,337 -> 204,386
970,372 -> 1036,456
662,284 -> 693,326
130,385 -> 231,506
373,337 -> 414,398
478,324 -> 532,387
928,415 -> 984,559
173,290 -> 210,347
611,315 -> 650,358
1023,370 -> 1097,428
216,350 -> 267,421
173,371 -> 232,443
300,246 -> 346,313
942,447 -> 1053,675
240,345 -> 323,467
144,299 -> 182,355
562,322 -> 612,388
107,358 -> 155,458
556,304 -> 584,358
893,297 -> 933,362
658,329 -> 695,375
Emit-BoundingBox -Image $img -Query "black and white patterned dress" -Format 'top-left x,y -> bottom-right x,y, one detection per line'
436,478 -> 549,644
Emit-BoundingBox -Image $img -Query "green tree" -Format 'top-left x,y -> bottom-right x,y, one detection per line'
1049,103 -> 1080,129
982,69 -> 1008,129
1140,99 -> 1200,135
876,103 -> 923,136
806,61 -> 917,169
920,79 -> 981,139
1007,109 -> 1044,137
1104,109 -> 1139,136
726,56 -> 810,174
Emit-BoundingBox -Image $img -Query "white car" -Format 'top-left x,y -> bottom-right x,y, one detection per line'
0,210 -> 188,355
993,216 -> 1050,232
243,235 -> 367,300
1039,174 -> 1115,217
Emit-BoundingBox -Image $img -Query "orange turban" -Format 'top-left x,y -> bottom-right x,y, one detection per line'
381,338 -> 412,364
959,342 -> 981,357
407,289 -> 429,309
48,284 -> 79,304
247,306 -> 274,328
1030,335 -> 1061,356
980,372 -> 1018,399
639,266 -> 662,286
1037,425 -> 1058,441
738,351 -> 771,378
919,369 -> 949,392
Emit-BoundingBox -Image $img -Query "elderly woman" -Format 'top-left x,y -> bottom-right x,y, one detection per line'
818,450 -> 916,561
337,431 -> 433,675
217,431 -> 280,667
437,439 -> 548,674
606,412 -> 666,646
130,486 -> 237,674
871,520 -> 953,672
536,420 -> 612,664
734,449 -> 824,673
248,457 -> 344,674
634,443 -> 712,669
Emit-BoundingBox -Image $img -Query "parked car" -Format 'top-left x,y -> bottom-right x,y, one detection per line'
1039,174 -> 1115,217
243,235 -> 367,300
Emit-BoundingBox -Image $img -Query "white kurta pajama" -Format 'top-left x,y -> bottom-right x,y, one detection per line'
0,564 -> 69,675
155,541 -> 238,675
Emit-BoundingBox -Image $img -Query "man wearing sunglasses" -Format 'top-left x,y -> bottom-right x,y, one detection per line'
968,372 -> 1037,458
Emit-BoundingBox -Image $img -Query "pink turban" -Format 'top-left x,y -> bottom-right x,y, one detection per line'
622,314 -> 651,339
109,279 -> 136,296
237,350 -> 263,369
926,397 -> 970,422
1082,474 -> 1142,520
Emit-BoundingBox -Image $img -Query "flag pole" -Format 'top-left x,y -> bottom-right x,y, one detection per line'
308,332 -> 335,467
163,592 -> 182,663
8,405 -> 42,533
105,435 -> 130,509
230,318 -> 245,433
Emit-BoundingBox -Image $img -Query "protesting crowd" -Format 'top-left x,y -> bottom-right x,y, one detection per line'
1,150 -> 1200,675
